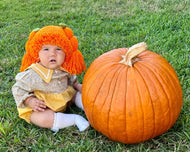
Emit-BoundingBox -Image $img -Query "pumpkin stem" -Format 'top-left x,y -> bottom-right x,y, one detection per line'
119,42 -> 147,66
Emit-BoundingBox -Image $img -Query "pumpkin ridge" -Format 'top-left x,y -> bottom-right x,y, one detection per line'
91,65 -> 117,132
140,51 -> 180,81
139,51 -> 181,93
156,61 -> 180,85
100,65 -> 123,138
158,62 -> 182,106
124,67 -> 129,142
83,61 -> 116,85
145,59 -> 182,101
85,67 -> 113,128
133,67 -> 145,141
138,62 -> 172,132
136,63 -> 172,138
86,64 -> 120,131
124,66 -> 144,142
133,65 -> 156,140
107,65 -> 126,140
83,61 -> 116,94
141,60 -> 182,129
143,63 -> 173,137
135,61 -> 181,138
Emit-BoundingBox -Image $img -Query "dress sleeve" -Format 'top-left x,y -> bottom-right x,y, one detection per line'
68,75 -> 77,86
12,70 -> 36,108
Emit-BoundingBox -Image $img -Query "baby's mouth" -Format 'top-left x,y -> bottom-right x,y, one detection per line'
50,59 -> 56,63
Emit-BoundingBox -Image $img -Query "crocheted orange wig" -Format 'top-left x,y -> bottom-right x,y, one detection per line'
20,25 -> 86,75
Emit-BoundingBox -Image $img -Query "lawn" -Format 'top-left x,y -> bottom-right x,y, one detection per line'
0,0 -> 189,151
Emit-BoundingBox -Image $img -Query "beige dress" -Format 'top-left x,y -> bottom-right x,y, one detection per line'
12,63 -> 76,123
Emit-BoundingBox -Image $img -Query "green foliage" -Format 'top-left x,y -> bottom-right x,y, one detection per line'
0,0 -> 189,151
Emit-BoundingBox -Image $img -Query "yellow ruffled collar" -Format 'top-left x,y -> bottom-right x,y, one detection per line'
28,63 -> 53,83
27,63 -> 68,83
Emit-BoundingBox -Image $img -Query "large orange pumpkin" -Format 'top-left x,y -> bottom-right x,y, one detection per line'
82,42 -> 183,144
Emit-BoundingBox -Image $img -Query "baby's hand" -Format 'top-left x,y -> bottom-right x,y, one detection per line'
73,81 -> 82,92
24,96 -> 47,112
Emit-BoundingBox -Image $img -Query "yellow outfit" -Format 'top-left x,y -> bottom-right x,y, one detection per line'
12,63 -> 76,123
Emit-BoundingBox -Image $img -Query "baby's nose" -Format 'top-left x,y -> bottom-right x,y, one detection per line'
49,49 -> 56,55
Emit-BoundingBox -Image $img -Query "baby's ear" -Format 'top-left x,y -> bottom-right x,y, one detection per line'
28,28 -> 40,40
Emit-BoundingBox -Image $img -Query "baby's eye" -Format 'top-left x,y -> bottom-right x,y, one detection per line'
56,48 -> 62,51
44,48 -> 49,51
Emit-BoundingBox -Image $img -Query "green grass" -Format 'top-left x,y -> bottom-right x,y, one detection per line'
0,0 -> 189,151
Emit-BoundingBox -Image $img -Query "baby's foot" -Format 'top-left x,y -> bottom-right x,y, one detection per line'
75,115 -> 90,131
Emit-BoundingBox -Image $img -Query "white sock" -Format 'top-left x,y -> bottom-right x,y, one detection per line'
75,92 -> 84,110
51,112 -> 89,132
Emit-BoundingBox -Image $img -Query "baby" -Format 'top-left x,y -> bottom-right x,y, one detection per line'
12,25 -> 89,132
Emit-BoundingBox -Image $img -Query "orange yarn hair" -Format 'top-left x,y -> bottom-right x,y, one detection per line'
20,25 -> 86,75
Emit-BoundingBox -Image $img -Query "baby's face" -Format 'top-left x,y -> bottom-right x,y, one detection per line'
38,44 -> 65,69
